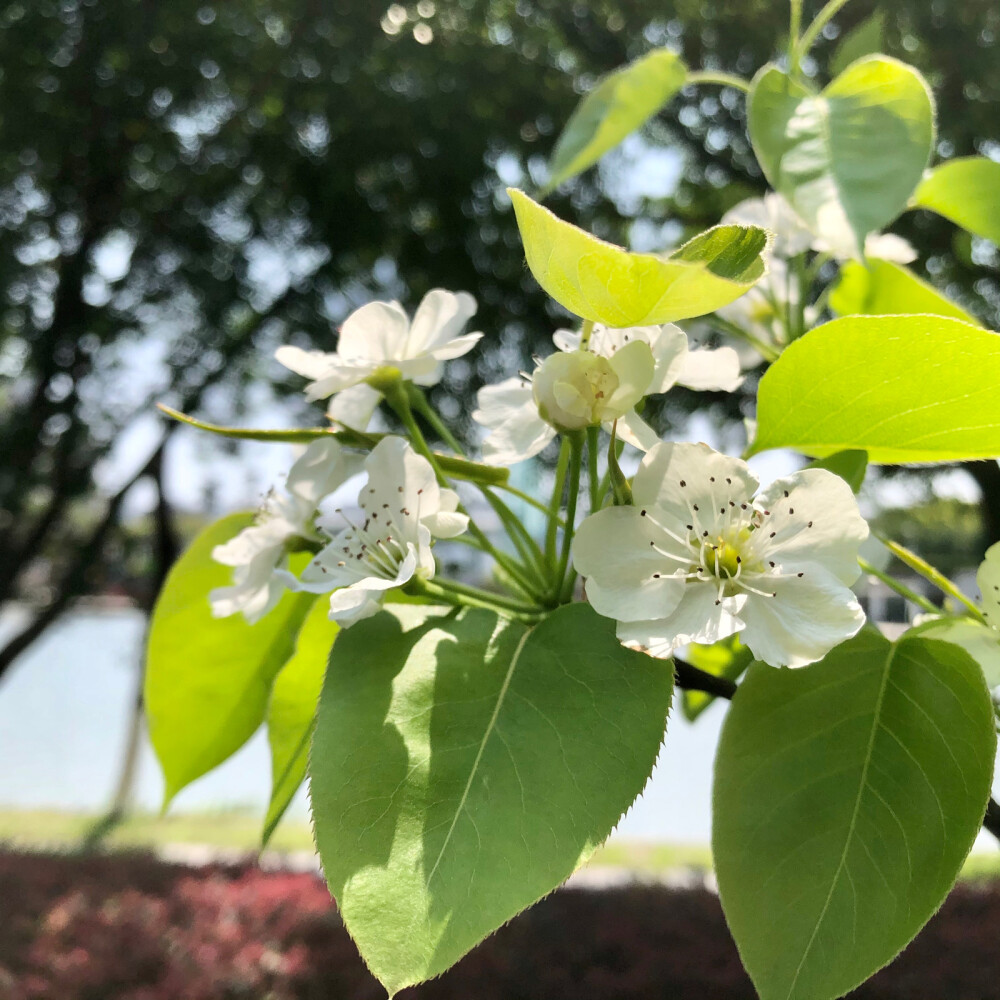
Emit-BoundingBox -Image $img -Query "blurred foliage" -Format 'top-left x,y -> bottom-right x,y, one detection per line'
2,0 -> 999,673
873,497 -> 984,577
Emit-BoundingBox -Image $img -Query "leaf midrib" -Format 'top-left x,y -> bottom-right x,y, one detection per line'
424,624 -> 532,887
783,641 -> 898,1000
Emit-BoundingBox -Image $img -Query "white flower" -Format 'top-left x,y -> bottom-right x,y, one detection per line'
723,192 -> 917,265
474,324 -> 742,464
722,193 -> 815,259
571,441 -> 869,667
977,541 -> 1000,630
280,436 -> 468,626
209,438 -> 362,624
275,289 -> 482,427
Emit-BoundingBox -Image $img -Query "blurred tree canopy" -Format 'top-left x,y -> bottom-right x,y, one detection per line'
2,0 -> 999,679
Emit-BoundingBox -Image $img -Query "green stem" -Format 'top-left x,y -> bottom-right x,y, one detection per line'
479,487 -> 549,595
859,558 -> 941,617
586,425 -> 602,512
686,70 -> 751,93
496,482 -> 564,524
795,0 -> 856,65
877,535 -> 987,624
430,576 -> 544,615
384,383 -> 539,596
410,578 -> 543,622
545,438 -> 572,565
408,387 -> 466,455
711,317 -> 781,363
553,438 -> 584,602
579,318 -> 595,350
788,0 -> 803,73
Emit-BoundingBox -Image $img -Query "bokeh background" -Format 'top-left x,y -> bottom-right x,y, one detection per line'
3,0 -> 1000,995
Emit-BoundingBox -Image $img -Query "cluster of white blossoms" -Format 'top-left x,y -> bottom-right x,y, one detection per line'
279,436 -> 468,625
473,322 -> 742,463
717,192 -> 916,358
209,438 -> 362,624
209,282 -> 872,667
572,442 -> 869,667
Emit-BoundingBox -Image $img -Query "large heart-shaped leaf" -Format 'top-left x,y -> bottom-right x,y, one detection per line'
145,514 -> 315,805
262,596 -> 338,845
750,314 -> 1000,463
912,156 -> 1000,245
830,258 -> 978,325
749,57 -> 934,256
310,602 -> 672,995
509,188 -> 768,326
714,629 -> 996,1000
543,48 -> 686,193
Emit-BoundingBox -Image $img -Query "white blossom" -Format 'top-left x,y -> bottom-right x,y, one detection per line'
722,193 -> 816,259
473,324 -> 742,464
572,441 -> 869,667
275,289 -> 482,428
977,541 -> 1000,630
280,436 -> 468,626
723,192 -> 916,264
209,438 -> 362,624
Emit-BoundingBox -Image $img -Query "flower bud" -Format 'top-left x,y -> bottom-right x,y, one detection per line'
532,341 -> 655,433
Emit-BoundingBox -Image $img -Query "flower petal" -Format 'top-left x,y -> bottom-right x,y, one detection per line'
327,547 -> 419,626
406,289 -> 478,354
473,377 -> 555,464
753,468 -> 868,586
605,339 -> 655,415
977,540 -> 1000,629
327,382 -> 383,430
611,410 -> 660,451
573,507 -> 688,622
677,346 -> 744,392
645,324 -> 689,394
285,438 -> 362,508
274,345 -> 338,380
337,300 -> 411,365
739,567 -> 865,667
616,584 -> 746,658
632,441 -> 759,535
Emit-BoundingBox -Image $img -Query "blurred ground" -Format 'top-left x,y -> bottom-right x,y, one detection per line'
4,847 -> 1000,1000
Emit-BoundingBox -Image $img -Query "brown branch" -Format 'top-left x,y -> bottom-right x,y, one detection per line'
0,433 -> 173,685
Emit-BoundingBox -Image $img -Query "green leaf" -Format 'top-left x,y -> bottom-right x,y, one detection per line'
751,314 -> 1000,463
544,48 -> 687,193
310,602 -> 672,995
681,635 -> 753,721
145,514 -> 316,805
508,188 -> 769,326
830,258 -> 978,325
805,449 -> 868,492
714,629 -> 996,1000
829,11 -> 886,78
912,156 -> 1000,245
911,618 -> 1000,690
262,597 -> 338,846
748,57 -> 934,256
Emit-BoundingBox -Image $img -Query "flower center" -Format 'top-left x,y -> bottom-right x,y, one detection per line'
705,540 -> 742,579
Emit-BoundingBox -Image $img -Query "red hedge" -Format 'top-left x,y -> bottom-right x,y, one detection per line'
2,849 -> 1000,999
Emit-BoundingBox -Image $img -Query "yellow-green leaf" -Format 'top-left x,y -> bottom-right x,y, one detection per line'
830,258 -> 978,325
912,156 -> 1000,245
751,314 -> 1000,463
544,48 -> 686,193
508,188 -> 768,326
